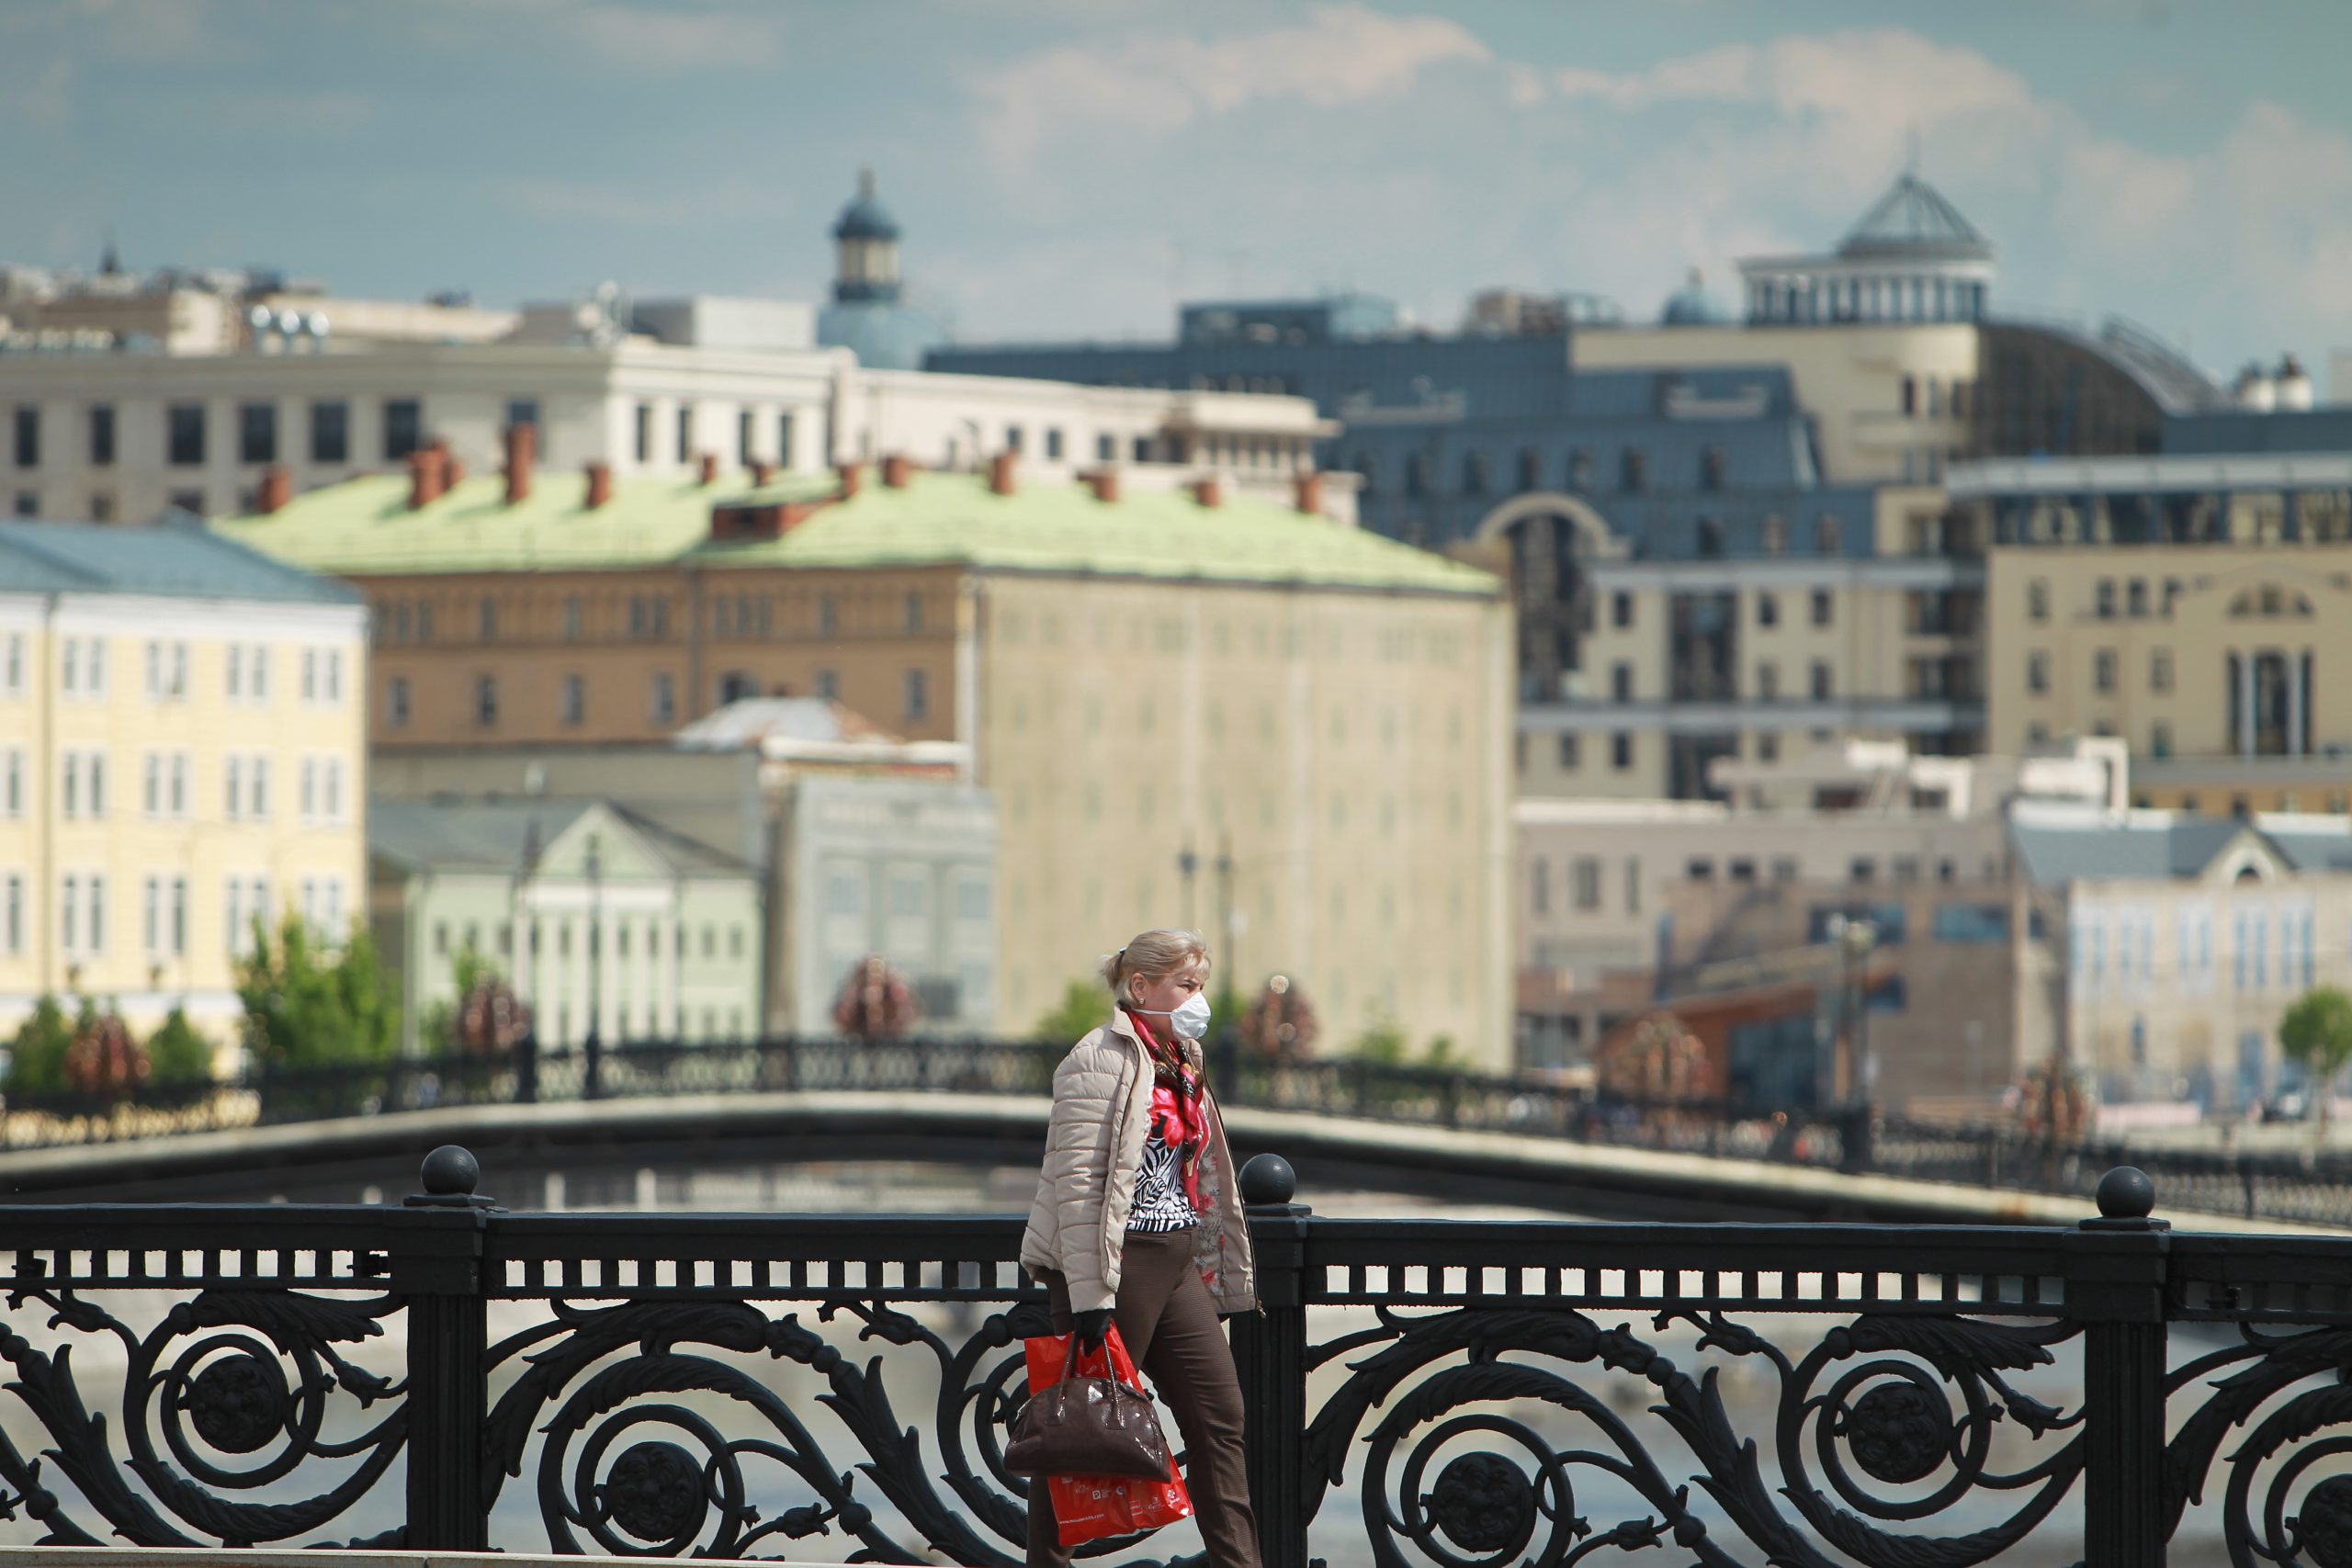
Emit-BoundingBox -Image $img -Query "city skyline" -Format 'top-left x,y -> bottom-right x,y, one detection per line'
6,0 -> 2350,381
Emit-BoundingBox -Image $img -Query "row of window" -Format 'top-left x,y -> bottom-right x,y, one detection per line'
1591,588 -> 1837,633
2025,576 -> 2188,622
633,404 -> 797,468
371,588 -> 937,649
0,871 -> 345,959
0,747 -> 345,824
1529,856 -> 2007,919
383,666 -> 924,730
432,914 -> 751,964
0,635 -> 343,705
2025,647 -> 2176,696
1352,444 -> 1747,501
8,397 -> 419,469
2068,904 -> 2325,996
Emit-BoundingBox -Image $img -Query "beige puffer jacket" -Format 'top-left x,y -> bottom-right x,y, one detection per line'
1019,1009 -> 1256,1316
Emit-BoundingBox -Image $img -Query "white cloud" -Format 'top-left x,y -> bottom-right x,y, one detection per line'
972,2 -> 1490,165
568,2 -> 783,72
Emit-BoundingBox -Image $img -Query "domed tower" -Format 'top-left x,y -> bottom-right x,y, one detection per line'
1659,267 -> 1728,327
817,169 -> 945,370
831,169 -> 902,306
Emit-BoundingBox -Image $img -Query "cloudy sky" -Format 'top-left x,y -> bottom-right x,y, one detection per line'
6,0 -> 2350,383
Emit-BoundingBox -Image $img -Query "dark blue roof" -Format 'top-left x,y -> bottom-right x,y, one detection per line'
0,516 -> 357,604
2164,408 -> 2352,456
832,171 -> 899,243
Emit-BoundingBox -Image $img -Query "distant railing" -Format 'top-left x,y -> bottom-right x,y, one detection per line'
8,1035 -> 2352,1225
0,1147 -> 2329,1567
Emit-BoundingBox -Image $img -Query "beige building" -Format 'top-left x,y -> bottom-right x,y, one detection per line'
0,518 -> 368,1046
220,457 -> 1515,1059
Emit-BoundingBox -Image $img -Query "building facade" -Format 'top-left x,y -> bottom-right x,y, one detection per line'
368,797 -> 763,1055
0,519 -> 367,1044
227,460 -> 1515,1059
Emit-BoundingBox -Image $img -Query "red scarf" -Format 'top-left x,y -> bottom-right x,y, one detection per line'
1125,1008 -> 1208,1210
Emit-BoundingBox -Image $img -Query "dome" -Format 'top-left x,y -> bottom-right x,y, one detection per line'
1659,268 -> 1728,326
1837,171 -> 1992,263
832,169 -> 899,243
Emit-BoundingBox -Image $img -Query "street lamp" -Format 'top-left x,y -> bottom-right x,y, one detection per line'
1825,913 -> 1879,1104
583,830 -> 604,1099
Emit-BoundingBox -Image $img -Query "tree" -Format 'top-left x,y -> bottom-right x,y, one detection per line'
4,995 -> 74,1095
1238,975 -> 1319,1061
420,945 -> 531,1053
234,915 -> 401,1070
1035,977 -> 1111,1043
2280,986 -> 2352,1135
146,1007 -> 215,1084
64,1000 -> 147,1101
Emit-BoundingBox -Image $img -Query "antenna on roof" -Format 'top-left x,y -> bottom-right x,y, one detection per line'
1905,123 -> 1923,177
100,227 -> 121,276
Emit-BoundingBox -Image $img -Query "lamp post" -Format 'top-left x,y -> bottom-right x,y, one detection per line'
583,830 -> 604,1100
1826,912 -> 1879,1171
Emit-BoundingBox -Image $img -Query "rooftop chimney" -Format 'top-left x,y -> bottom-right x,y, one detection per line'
882,452 -> 914,489
1191,474 -> 1225,509
989,450 -> 1018,497
503,423 -> 536,506
256,464 -> 291,516
1293,468 -> 1324,516
584,461 -> 613,510
698,452 -> 719,487
407,449 -> 445,511
1085,468 -> 1120,504
837,459 -> 865,498
752,459 -> 777,487
444,453 -> 466,489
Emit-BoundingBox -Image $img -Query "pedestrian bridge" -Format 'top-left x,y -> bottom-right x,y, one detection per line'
0,1146 -> 2330,1568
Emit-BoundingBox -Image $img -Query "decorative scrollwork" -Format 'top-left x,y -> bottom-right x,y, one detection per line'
2166,1324 -> 2352,1568
0,1285 -> 404,1549
1308,1304 -> 2085,1568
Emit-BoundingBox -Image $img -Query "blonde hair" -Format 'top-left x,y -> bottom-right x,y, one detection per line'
1102,929 -> 1209,1003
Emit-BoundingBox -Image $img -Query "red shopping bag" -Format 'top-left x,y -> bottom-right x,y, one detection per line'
1023,1327 -> 1193,1548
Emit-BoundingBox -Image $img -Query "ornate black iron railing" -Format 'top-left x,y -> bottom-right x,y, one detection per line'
9,1035 -> 2352,1226
0,1147 -> 2347,1567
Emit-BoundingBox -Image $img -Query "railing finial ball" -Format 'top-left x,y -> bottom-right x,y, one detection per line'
421,1144 -> 481,1197
2096,1165 -> 2154,1220
1240,1153 -> 1296,1206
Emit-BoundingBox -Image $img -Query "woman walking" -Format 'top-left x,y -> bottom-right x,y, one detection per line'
1018,929 -> 1259,1568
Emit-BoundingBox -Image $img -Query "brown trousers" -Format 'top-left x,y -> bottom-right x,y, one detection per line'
1028,1229 -> 1260,1568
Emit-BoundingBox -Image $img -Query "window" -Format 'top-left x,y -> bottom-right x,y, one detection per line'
1567,449 -> 1594,491
1403,454 -> 1428,498
817,593 -> 837,637
88,404 -> 115,467
1556,734 -> 1579,770
814,668 -> 838,701
1611,662 -> 1633,702
2028,651 -> 2050,694
2127,579 -> 2148,616
2094,649 -> 2117,693
1757,663 -> 1779,700
563,595 -> 583,640
1810,660 -> 1832,700
1620,448 -> 1645,491
2096,579 -> 2117,619
475,675 -> 498,727
11,491 -> 35,518
738,407 -> 754,467
11,405 -> 37,468
167,403 -> 206,466
382,398 -> 422,461
634,402 -> 653,463
1516,447 -> 1542,491
1815,514 -> 1841,554
387,676 -> 410,728
1611,732 -> 1634,771
2,873 -> 17,955
2151,649 -> 2173,692
478,596 -> 497,642
1810,590 -> 1833,627
1571,858 -> 1600,909
1849,858 -> 1875,884
1461,450 -> 1488,495
650,672 -> 675,724
904,669 -> 929,721
1611,592 -> 1633,629
2152,722 -> 2172,759
1756,592 -> 1778,627
238,401 -> 277,464
904,592 -> 923,632
560,674 -> 584,726
1045,427 -> 1065,460
1696,517 -> 1723,557
310,399 -> 348,463
2,748 -> 18,817
1757,732 -> 1780,761
1761,514 -> 1787,554
1700,445 -> 1726,491
2027,580 -> 2049,621
675,405 -> 693,463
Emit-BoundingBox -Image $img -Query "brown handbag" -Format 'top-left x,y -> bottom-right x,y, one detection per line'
1004,1333 -> 1173,1481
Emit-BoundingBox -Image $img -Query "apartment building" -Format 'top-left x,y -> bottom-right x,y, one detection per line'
0,518 -> 367,1044
221,456 -> 1513,1055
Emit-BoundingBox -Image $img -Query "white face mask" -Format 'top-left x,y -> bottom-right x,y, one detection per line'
1132,991 -> 1213,1041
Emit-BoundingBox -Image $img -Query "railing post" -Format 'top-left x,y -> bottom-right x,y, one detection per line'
514,1032 -> 537,1105
1231,1153 -> 1310,1568
2077,1166 -> 2169,1568
401,1144 -> 498,1551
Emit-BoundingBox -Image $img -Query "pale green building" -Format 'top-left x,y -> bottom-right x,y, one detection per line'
368,795 -> 763,1054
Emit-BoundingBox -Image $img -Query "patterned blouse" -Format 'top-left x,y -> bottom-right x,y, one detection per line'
1126,1079 -> 1202,1234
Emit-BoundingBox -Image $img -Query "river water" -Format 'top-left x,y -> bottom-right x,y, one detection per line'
0,1154 -> 2277,1562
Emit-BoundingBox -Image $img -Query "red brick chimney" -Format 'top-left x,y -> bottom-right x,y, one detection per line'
503,423 -> 536,506
444,454 -> 466,489
584,461 -> 614,510
1085,468 -> 1120,504
837,459 -> 865,498
989,450 -> 1018,497
1293,468 -> 1324,516
752,459 -> 777,487
407,450 -> 445,511
698,452 -> 719,487
882,452 -> 914,489
256,465 -> 292,515
1191,474 -> 1225,509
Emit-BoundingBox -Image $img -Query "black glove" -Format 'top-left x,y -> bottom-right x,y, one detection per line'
1070,1309 -> 1113,1354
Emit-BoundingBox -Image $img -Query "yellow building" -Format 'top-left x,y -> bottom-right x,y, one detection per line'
1962,453 -> 2352,815
219,456 -> 1517,1061
0,518 -> 368,1046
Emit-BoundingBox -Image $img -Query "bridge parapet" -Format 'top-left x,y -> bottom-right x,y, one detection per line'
0,1147 -> 2342,1566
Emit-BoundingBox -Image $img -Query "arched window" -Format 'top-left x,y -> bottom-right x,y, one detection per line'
1568,450 -> 1594,491
1815,513 -> 1842,554
1700,445 -> 1726,491
1517,447 -> 1543,492
1621,448 -> 1645,493
1696,517 -> 1724,558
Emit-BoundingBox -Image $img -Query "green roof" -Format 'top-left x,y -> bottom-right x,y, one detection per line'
216,468 -> 1496,596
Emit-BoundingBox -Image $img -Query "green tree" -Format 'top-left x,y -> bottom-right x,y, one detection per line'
419,944 -> 501,1052
146,1007 -> 215,1085
1035,977 -> 1112,1043
234,915 -> 401,1070
2280,986 -> 2352,1136
5,995 -> 74,1095
1348,1013 -> 1410,1066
